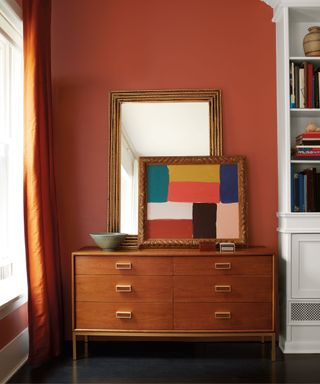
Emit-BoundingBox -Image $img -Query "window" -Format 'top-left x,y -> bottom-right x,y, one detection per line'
0,1 -> 26,308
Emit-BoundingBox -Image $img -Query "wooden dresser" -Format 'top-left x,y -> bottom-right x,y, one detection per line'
72,247 -> 277,360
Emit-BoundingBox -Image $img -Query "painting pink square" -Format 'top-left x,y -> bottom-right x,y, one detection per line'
216,203 -> 239,239
168,182 -> 220,203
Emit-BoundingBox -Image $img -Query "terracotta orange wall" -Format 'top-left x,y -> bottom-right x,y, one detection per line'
0,303 -> 28,350
51,0 -> 277,336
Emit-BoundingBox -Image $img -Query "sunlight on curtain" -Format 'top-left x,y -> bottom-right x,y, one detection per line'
23,0 -> 63,364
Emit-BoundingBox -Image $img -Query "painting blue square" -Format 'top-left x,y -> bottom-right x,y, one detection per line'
220,164 -> 238,203
147,165 -> 169,202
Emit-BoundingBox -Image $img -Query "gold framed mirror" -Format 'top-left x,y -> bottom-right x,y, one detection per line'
107,89 -> 223,248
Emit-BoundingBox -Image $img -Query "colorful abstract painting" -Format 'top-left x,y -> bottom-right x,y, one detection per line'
138,156 -> 247,247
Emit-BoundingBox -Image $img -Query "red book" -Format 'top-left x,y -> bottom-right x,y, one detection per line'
295,153 -> 320,156
308,63 -> 313,108
304,62 -> 308,108
297,132 -> 320,138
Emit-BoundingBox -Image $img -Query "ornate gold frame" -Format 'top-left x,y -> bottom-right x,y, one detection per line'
107,89 -> 223,247
138,155 -> 247,248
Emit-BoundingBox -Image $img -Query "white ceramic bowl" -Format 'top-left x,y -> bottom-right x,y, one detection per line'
90,232 -> 127,250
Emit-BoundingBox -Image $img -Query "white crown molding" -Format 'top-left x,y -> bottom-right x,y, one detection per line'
262,0 -> 279,7
263,0 -> 320,7
262,0 -> 320,22
261,0 -> 285,22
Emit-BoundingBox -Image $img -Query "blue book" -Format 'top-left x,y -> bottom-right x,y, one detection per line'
294,173 -> 299,212
304,174 -> 307,212
291,164 -> 295,212
299,172 -> 305,212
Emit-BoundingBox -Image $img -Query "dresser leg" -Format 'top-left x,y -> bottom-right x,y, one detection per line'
72,334 -> 77,360
261,336 -> 265,344
271,333 -> 276,361
84,335 -> 89,357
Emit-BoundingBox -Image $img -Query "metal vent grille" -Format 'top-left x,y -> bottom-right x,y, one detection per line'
291,302 -> 320,322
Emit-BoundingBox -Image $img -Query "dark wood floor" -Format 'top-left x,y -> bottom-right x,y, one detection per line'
9,341 -> 320,383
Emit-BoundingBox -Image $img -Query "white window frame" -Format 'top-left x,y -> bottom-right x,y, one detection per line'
0,0 -> 26,316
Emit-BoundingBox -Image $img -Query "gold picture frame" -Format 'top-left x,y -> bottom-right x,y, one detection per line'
138,156 -> 247,248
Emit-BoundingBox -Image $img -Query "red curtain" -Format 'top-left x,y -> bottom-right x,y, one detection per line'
23,0 -> 64,365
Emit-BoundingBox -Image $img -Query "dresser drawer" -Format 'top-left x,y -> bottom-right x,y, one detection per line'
174,256 -> 272,276
76,275 -> 172,302
75,256 -> 173,275
76,302 -> 173,330
174,276 -> 272,302
174,303 -> 272,330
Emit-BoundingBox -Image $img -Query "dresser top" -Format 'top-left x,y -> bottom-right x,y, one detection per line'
73,246 -> 274,257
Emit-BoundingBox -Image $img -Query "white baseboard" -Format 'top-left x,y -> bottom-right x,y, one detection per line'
279,336 -> 320,353
0,328 -> 29,383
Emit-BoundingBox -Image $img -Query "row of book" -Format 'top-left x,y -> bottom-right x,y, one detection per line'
292,167 -> 320,212
292,131 -> 320,160
290,61 -> 320,109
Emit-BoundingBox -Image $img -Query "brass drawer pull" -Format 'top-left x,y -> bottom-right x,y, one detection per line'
116,311 -> 132,319
215,311 -> 231,320
115,262 -> 132,270
115,284 -> 132,293
214,285 -> 232,293
214,262 -> 231,270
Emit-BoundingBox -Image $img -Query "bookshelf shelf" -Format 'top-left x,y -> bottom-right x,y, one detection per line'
290,56 -> 320,63
290,108 -> 320,116
264,0 -> 320,355
291,160 -> 320,163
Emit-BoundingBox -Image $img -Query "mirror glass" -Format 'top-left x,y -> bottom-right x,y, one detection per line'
108,90 -> 222,245
120,102 -> 211,234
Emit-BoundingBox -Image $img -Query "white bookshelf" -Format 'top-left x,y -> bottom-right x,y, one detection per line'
264,0 -> 320,354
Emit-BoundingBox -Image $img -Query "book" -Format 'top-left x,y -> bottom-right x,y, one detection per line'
294,173 -> 299,211
306,168 -> 317,212
291,164 -> 294,212
296,132 -> 320,138
304,62 -> 308,108
308,63 -> 313,108
292,155 -> 320,160
292,167 -> 320,212
299,140 -> 320,146
294,148 -> 320,153
290,62 -> 295,108
296,152 -> 320,157
304,173 -> 308,211
316,173 -> 320,211
299,66 -> 305,108
298,172 -> 305,211
314,70 -> 318,108
296,133 -> 320,146
318,69 -> 320,108
295,149 -> 320,154
294,63 -> 300,108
